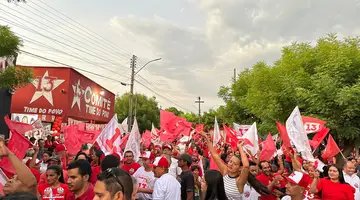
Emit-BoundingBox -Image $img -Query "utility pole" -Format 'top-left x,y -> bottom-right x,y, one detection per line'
233,68 -> 236,83
195,97 -> 204,123
128,55 -> 137,132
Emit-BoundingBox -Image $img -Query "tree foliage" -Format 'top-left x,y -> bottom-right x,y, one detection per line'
0,26 -> 22,57
115,93 -> 160,133
165,107 -> 184,116
0,26 -> 32,89
219,34 -> 360,147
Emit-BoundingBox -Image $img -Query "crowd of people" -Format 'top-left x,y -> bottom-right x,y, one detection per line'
0,130 -> 359,200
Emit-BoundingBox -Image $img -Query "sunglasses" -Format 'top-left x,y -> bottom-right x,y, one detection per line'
104,168 -> 125,194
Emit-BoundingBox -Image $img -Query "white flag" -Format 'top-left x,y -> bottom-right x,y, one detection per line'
125,118 -> 141,162
151,123 -> 161,145
241,122 -> 259,155
213,117 -> 221,146
119,117 -> 128,135
233,123 -> 251,139
96,115 -> 122,155
286,106 -> 314,161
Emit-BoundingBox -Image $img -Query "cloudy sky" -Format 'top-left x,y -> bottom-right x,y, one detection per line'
2,0 -> 360,113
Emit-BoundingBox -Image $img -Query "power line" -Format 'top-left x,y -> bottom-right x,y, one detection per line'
0,7 -> 128,69
35,0 -> 134,59
20,50 -> 125,82
0,15 -> 130,78
20,50 -> 194,112
15,1 -> 131,62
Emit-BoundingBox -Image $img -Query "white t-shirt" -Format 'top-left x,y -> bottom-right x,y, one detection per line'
133,166 -> 156,200
242,184 -> 260,200
344,172 -> 360,200
168,157 -> 182,178
153,173 -> 181,200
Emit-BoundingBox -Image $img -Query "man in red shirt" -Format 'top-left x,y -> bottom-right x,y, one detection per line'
67,159 -> 94,200
256,160 -> 282,200
121,150 -> 141,175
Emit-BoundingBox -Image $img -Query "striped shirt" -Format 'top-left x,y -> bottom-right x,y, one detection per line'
223,174 -> 242,200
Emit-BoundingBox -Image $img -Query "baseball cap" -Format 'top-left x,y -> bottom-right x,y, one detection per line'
149,156 -> 169,168
284,171 -> 311,188
46,156 -> 61,163
139,151 -> 155,160
162,143 -> 173,151
179,153 -> 193,165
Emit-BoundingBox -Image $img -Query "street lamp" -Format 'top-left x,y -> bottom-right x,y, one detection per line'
124,56 -> 161,132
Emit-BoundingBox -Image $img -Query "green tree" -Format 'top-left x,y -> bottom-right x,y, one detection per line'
180,112 -> 198,123
0,26 -> 32,89
115,93 -> 160,133
165,107 -> 184,116
220,34 -> 360,165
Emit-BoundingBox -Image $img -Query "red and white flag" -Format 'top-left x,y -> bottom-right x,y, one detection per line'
96,115 -> 122,155
125,118 -> 141,162
233,123 -> 251,139
241,122 -> 259,155
213,117 -> 221,146
151,123 -> 161,145
286,106 -> 314,162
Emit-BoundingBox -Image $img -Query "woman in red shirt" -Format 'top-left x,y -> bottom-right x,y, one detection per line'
310,165 -> 355,200
38,165 -> 70,200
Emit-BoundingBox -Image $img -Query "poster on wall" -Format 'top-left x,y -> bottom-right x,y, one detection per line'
11,113 -> 38,124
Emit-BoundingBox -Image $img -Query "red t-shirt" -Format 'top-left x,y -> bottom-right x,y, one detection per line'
39,170 -> 68,185
38,183 -> 70,200
44,140 -> 52,149
256,173 -> 277,200
67,184 -> 95,200
121,162 -> 141,175
273,172 -> 286,188
90,166 -> 101,185
316,178 -> 355,200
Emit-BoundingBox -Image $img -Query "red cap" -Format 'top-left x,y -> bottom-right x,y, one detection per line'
55,144 -> 66,152
139,151 -> 155,160
162,143 -> 173,151
149,156 -> 169,168
155,145 -> 161,150
284,171 -> 311,188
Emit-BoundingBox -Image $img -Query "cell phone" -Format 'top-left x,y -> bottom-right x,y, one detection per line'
0,168 -> 9,185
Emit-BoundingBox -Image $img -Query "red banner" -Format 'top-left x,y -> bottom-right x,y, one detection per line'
11,67 -> 115,123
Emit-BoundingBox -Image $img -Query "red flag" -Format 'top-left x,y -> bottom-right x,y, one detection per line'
160,110 -> 178,132
0,130 -> 33,174
195,124 -> 204,133
302,116 -> 327,134
209,156 -> 220,171
141,130 -> 152,148
173,120 -> 192,136
79,129 -> 101,144
276,121 -> 291,148
223,124 -> 239,150
260,133 -> 277,161
4,116 -> 33,135
322,135 -> 341,160
309,127 -> 330,150
63,124 -> 83,155
120,134 -> 130,150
